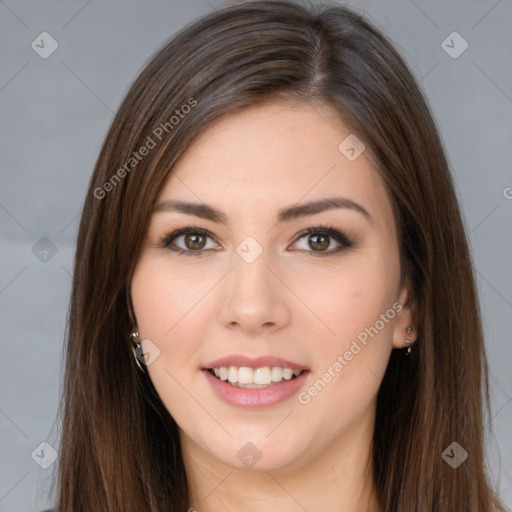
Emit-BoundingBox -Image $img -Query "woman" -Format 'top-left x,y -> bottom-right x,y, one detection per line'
50,0 -> 508,510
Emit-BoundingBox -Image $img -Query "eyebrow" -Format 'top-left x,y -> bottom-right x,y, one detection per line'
152,197 -> 373,225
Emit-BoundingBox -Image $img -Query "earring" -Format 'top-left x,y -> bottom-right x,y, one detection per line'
404,326 -> 413,355
130,331 -> 146,372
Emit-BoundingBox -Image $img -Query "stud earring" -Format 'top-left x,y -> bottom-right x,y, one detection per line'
130,331 -> 146,372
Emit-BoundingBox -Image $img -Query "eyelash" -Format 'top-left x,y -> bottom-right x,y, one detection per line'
157,224 -> 354,258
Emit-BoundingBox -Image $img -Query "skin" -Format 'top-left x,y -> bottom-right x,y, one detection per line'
130,100 -> 417,512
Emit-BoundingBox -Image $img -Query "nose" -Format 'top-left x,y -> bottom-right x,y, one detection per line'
217,250 -> 291,335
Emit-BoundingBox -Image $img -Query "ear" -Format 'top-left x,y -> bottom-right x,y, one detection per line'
392,280 -> 417,349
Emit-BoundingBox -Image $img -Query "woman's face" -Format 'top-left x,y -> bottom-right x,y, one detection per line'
131,101 -> 415,472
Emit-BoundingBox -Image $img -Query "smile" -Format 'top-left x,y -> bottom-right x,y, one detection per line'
203,368 -> 309,409
208,365 -> 304,388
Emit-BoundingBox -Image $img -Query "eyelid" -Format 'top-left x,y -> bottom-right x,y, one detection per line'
158,224 -> 353,256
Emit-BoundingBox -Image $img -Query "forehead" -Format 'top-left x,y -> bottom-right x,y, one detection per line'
155,101 -> 393,228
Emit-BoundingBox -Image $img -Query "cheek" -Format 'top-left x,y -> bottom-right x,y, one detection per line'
132,258 -> 207,334
289,246 -> 400,348
290,243 -> 400,422
130,260 -> 214,423
130,259 -> 212,371
295,260 -> 398,435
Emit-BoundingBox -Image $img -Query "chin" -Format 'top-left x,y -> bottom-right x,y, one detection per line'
206,431 -> 309,473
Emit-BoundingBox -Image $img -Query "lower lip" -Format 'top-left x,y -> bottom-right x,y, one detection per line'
203,369 -> 309,409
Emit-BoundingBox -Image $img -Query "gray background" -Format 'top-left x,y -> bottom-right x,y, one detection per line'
0,0 -> 511,510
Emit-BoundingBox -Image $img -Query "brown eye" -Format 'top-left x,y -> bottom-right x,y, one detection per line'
291,226 -> 354,257
308,233 -> 330,251
159,227 -> 219,256
184,232 -> 207,250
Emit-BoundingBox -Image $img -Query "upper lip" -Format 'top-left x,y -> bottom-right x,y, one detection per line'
204,354 -> 308,371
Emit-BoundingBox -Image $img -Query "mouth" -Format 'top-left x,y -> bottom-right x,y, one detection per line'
203,364 -> 309,409
202,355 -> 310,407
206,365 -> 306,389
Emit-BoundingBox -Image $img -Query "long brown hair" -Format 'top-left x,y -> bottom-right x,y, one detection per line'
51,1 -> 508,510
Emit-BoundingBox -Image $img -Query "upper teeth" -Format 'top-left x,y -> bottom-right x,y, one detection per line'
211,366 -> 302,387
